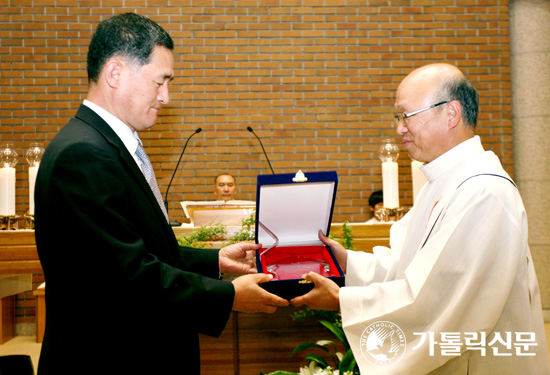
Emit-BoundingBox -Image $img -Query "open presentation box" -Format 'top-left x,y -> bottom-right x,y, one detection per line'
254,171 -> 345,300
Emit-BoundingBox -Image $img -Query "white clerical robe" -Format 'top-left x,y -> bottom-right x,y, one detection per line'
341,136 -> 549,375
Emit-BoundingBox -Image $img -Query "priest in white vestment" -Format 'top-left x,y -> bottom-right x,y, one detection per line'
291,63 -> 550,375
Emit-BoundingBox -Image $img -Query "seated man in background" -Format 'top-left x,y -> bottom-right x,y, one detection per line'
182,173 -> 255,226
365,189 -> 384,224
214,173 -> 238,201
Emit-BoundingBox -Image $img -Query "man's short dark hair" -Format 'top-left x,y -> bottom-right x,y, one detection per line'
214,173 -> 236,185
369,190 -> 383,208
87,13 -> 174,84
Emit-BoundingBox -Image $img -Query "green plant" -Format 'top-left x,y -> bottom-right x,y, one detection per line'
223,211 -> 255,245
291,308 -> 342,329
328,220 -> 354,250
176,223 -> 226,248
339,221 -> 354,250
176,211 -> 256,249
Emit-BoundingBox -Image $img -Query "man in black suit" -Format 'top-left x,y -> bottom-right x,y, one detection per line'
34,13 -> 288,375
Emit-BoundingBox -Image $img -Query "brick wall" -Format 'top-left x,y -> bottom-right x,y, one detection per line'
1,1 -> 512,323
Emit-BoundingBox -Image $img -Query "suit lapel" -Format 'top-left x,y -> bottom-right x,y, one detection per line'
74,105 -> 169,226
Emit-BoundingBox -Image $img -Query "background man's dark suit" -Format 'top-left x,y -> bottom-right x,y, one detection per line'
35,105 -> 234,374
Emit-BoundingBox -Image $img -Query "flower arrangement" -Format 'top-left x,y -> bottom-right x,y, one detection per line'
261,309 -> 358,375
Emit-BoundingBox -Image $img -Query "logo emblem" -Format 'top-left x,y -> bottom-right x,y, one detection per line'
360,321 -> 406,366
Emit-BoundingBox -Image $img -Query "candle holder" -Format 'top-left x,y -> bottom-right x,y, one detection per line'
0,144 -> 18,218
378,139 -> 407,221
374,207 -> 408,222
378,138 -> 400,207
379,138 -> 400,163
0,144 -> 18,168
26,143 -> 44,217
0,215 -> 20,230
25,143 -> 44,168
23,215 -> 35,230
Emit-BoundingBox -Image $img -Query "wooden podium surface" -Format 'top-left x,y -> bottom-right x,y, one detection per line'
0,223 -> 391,374
329,222 -> 391,251
0,231 -> 42,275
0,224 -> 391,275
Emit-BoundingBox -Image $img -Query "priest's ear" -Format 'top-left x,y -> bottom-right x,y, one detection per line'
446,99 -> 462,130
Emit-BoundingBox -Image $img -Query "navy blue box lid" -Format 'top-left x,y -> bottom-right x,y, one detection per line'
255,171 -> 338,246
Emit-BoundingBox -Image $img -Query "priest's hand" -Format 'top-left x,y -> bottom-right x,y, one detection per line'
290,272 -> 340,311
232,273 -> 289,313
219,242 -> 261,275
318,230 -> 347,273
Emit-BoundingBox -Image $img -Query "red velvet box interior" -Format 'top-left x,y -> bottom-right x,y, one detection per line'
258,245 -> 340,281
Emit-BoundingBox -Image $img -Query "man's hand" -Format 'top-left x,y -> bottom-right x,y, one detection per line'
290,272 -> 340,311
232,273 -> 289,313
319,230 -> 347,274
219,242 -> 261,275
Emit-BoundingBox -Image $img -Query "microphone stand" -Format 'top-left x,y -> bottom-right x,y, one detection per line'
247,126 -> 275,174
165,128 -> 202,226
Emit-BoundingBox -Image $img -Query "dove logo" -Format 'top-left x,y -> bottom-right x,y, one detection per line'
359,321 -> 406,367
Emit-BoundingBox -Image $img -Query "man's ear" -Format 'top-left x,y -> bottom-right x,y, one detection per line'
447,100 -> 462,130
103,59 -> 123,89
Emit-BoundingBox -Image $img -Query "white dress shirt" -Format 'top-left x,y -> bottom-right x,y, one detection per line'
83,100 -> 143,170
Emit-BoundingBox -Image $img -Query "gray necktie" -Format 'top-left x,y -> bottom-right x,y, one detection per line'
135,142 -> 169,222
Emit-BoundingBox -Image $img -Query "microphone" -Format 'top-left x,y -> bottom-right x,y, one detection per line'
164,128 -> 202,226
247,126 -> 275,174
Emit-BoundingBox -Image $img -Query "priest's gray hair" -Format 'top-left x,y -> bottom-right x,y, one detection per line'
437,75 -> 479,129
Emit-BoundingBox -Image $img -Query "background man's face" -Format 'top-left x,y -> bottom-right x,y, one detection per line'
214,175 -> 237,201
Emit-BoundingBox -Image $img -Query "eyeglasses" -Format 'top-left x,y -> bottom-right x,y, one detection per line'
394,100 -> 450,126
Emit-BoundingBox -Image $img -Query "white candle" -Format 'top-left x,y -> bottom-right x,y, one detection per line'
0,167 -> 16,216
382,161 -> 399,208
29,166 -> 38,215
411,160 -> 428,202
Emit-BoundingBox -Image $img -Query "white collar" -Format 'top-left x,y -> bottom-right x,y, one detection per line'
83,100 -> 140,156
422,136 -> 484,183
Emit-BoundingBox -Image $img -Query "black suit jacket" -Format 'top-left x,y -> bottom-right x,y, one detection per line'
34,105 -> 234,374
